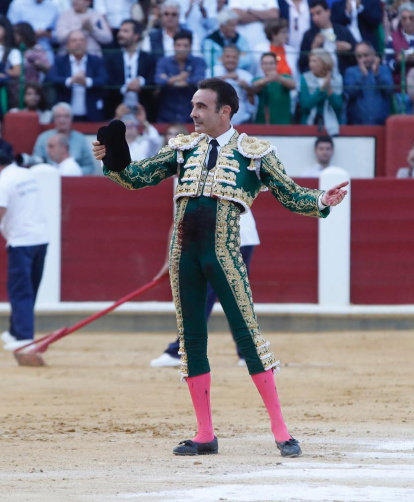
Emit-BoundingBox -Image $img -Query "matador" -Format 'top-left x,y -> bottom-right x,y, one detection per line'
93,78 -> 348,459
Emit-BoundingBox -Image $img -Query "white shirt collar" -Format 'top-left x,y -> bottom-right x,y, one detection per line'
207,126 -> 235,147
69,54 -> 87,65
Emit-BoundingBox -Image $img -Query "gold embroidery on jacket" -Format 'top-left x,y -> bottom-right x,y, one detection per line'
169,198 -> 189,379
261,154 -> 323,217
215,200 -> 277,371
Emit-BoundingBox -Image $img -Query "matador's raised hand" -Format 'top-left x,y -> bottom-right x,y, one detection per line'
321,181 -> 349,207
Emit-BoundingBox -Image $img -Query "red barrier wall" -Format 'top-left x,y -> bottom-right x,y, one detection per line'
2,115 -> 386,177
384,115 -> 414,177
2,178 -> 414,305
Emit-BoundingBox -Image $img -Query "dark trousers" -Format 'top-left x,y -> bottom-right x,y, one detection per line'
7,244 -> 48,341
170,197 -> 276,377
165,245 -> 255,359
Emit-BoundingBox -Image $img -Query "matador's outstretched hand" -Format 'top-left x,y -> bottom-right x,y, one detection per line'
321,181 -> 349,207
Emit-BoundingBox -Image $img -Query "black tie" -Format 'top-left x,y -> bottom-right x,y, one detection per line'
207,139 -> 219,171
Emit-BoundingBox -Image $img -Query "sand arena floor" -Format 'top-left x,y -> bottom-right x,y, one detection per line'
1,330 -> 413,502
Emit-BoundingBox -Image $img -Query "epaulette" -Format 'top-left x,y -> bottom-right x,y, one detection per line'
237,133 -> 276,159
237,133 -> 277,174
168,132 -> 206,151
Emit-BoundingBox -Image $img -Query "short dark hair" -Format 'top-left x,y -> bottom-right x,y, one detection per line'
315,135 -> 334,148
261,52 -> 276,62
222,44 -> 240,54
197,78 -> 239,118
24,82 -> 48,111
309,0 -> 330,10
355,41 -> 376,52
13,22 -> 37,48
121,19 -> 143,36
264,18 -> 289,41
173,30 -> 192,44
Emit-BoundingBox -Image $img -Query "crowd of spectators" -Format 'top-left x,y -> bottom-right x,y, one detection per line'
0,0 -> 413,174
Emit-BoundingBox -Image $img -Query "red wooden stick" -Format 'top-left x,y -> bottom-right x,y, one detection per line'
15,276 -> 167,357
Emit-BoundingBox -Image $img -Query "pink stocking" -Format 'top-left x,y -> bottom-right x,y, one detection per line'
251,370 -> 291,443
187,372 -> 215,443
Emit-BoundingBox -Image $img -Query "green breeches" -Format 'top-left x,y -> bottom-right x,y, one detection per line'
169,196 -> 278,379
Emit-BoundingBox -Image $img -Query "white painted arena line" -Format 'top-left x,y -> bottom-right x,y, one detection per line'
115,484 -> 414,502
109,437 -> 414,502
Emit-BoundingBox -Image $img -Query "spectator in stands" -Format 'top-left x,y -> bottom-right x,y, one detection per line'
202,8 -> 253,74
155,30 -> 206,123
254,19 -> 299,83
9,82 -> 52,124
46,29 -> 108,122
0,62 -> 10,120
142,1 -> 200,59
93,0 -> 137,45
122,107 -> 162,161
52,0 -> 71,13
178,0 -> 217,42
164,122 -> 189,143
0,121 -> 14,158
207,45 -> 255,124
278,0 -> 311,56
46,132 -> 83,176
299,48 -> 343,135
330,0 -> 383,52
252,52 -> 295,124
396,143 -> 414,178
228,0 -> 280,47
32,102 -> 96,175
299,0 -> 356,76
385,2 -> 414,113
408,66 -> 414,108
0,1 -> 13,16
301,135 -> 340,176
55,0 -> 113,56
344,41 -> 393,125
104,19 -> 157,120
13,22 -> 51,83
7,0 -> 59,63
0,15 -> 22,110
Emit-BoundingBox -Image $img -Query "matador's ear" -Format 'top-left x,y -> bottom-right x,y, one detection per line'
97,120 -> 131,172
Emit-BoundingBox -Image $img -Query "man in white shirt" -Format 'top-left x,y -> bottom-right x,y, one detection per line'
93,0 -> 136,32
46,133 -> 83,176
122,109 -> 162,162
301,135 -> 341,177
207,45 -> 256,124
0,151 -> 49,351
228,0 -> 280,47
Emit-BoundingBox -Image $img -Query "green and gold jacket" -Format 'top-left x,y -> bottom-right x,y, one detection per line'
104,130 -> 329,218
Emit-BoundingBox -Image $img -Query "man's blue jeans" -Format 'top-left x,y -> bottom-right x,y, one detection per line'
7,244 -> 48,341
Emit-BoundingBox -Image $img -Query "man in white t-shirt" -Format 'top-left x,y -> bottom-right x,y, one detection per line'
228,0 -> 279,47
301,135 -> 341,177
0,151 -> 49,351
46,133 -> 83,176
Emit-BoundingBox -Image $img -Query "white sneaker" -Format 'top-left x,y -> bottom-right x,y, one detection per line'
3,339 -> 33,351
1,331 -> 16,345
237,358 -> 247,367
150,353 -> 181,367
